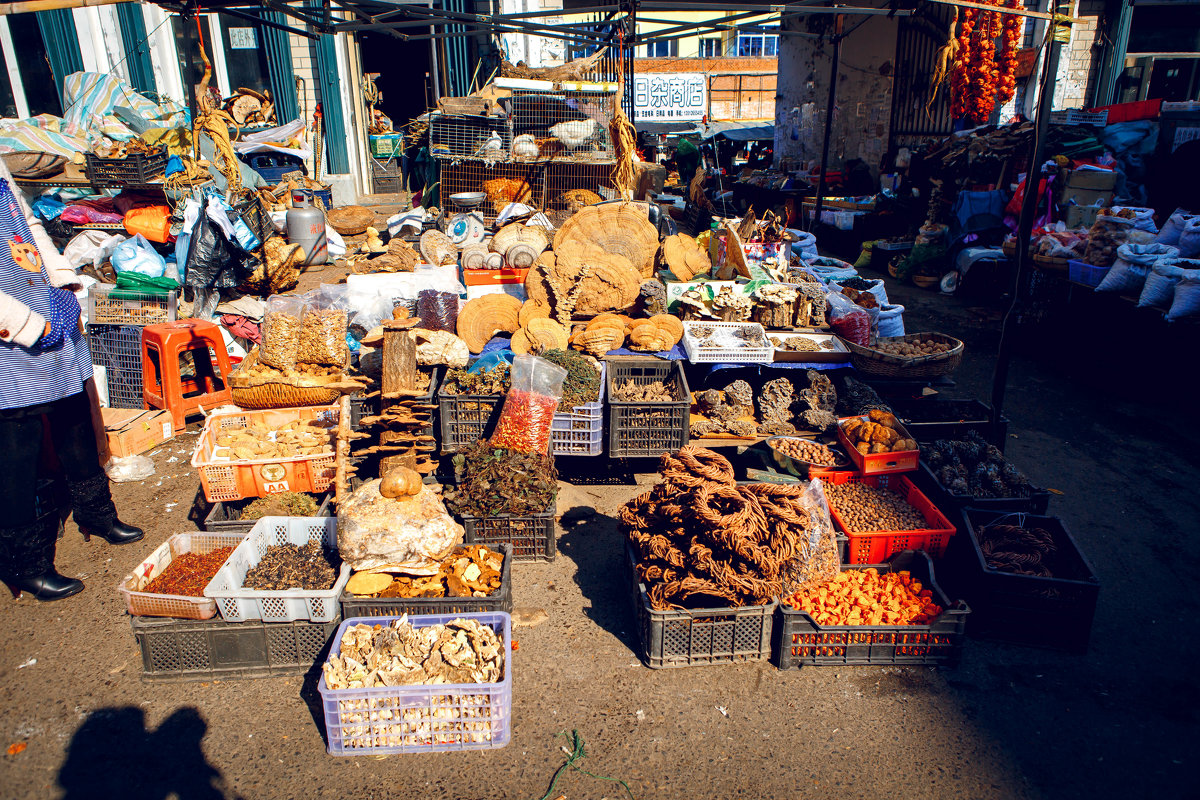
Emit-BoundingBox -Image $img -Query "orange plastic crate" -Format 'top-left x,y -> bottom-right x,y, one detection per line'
836,415 -> 920,475
820,471 -> 956,564
190,405 -> 338,503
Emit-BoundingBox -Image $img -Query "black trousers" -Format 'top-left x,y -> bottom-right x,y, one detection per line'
0,391 -> 111,576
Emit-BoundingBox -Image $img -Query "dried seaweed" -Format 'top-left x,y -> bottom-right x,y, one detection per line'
444,441 -> 558,517
240,492 -> 319,521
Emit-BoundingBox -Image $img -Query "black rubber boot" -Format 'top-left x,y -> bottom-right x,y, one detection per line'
0,521 -> 83,601
68,473 -> 144,545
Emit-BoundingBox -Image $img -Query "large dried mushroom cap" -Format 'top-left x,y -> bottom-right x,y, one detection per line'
518,299 -> 552,328
461,242 -> 489,270
526,243 -> 641,317
577,326 -> 624,357
658,233 -> 711,281
721,223 -> 752,279
490,223 -> 549,259
419,229 -> 458,267
456,294 -> 521,352
554,203 -> 658,278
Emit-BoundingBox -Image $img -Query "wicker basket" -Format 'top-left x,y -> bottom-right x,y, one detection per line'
230,349 -> 344,409
845,332 -> 964,378
1032,254 -> 1069,273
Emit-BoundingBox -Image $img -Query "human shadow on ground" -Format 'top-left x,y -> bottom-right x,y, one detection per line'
58,706 -> 240,800
555,510 -> 640,654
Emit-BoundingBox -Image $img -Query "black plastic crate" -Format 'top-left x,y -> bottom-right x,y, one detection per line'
460,504 -> 556,562
234,194 -> 272,244
129,614 -> 340,683
945,509 -> 1099,652
84,146 -> 168,188
438,387 -> 503,454
202,492 -> 333,534
774,550 -> 969,669
354,367 -> 440,432
340,543 -> 513,618
912,460 -> 1051,517
626,544 -> 774,669
239,152 -> 306,184
607,360 -> 690,458
87,323 -> 144,410
891,398 -> 1009,450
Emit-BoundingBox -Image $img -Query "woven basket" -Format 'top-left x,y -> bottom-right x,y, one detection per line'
845,332 -> 964,378
1032,254 -> 1069,273
231,383 -> 340,410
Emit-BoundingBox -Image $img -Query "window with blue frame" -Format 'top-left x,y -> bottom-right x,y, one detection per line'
736,28 -> 779,57
645,39 -> 677,58
699,37 -> 723,58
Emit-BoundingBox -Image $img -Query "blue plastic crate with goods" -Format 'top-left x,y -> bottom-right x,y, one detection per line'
1068,259 -> 1110,288
317,612 -> 512,755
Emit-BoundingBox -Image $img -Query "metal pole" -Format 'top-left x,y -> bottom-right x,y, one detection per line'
811,12 -> 842,232
428,0 -> 441,103
991,3 -> 1068,427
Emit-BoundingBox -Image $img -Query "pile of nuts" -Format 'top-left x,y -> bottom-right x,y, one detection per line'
873,337 -> 954,357
825,481 -> 930,532
770,437 -> 847,467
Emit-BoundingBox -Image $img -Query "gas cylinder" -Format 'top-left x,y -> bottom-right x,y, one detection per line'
286,191 -> 328,266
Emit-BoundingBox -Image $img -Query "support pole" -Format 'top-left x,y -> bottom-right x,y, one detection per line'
428,0 -> 441,103
811,11 -> 843,232
990,3 -> 1069,427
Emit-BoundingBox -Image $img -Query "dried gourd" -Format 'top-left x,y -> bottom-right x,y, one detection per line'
380,466 -> 422,499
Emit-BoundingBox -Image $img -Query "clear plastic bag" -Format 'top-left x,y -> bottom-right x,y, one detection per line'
417,289 -> 460,332
489,354 -> 568,454
785,478 -> 842,591
1084,214 -> 1135,268
298,284 -> 350,367
105,454 -> 155,482
260,294 -> 304,371
826,291 -> 871,346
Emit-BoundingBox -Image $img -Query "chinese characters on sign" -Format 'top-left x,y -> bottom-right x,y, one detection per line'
633,73 -> 707,121
228,27 -> 258,50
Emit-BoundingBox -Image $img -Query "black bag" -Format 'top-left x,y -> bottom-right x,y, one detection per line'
184,211 -> 252,290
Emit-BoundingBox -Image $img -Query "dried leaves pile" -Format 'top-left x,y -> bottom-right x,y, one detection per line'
443,442 -> 558,517
243,539 -> 340,591
538,348 -> 600,409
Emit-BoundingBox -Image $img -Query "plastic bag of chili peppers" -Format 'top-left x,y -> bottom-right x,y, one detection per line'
489,354 -> 567,454
826,291 -> 871,346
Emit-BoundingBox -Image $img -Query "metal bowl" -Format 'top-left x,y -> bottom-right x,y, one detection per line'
766,436 -> 851,478
449,191 -> 486,209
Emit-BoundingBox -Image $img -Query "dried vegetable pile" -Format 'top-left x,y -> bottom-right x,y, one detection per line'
538,349 -> 600,408
620,446 -> 839,610
243,539 -> 340,591
346,545 -> 503,599
143,547 -> 235,597
443,442 -> 558,517
783,568 -> 944,626
240,492 -> 320,520
324,616 -> 503,690
211,418 -> 335,462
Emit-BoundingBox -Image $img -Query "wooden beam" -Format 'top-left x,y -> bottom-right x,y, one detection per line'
381,329 -> 417,402
926,0 -> 1084,24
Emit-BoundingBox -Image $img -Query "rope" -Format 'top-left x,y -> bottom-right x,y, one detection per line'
621,445 -> 839,611
979,523 -> 1057,577
532,730 -> 636,800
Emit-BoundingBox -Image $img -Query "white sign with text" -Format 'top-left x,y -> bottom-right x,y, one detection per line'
634,73 -> 707,121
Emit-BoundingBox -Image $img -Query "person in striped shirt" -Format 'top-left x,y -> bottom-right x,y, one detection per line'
0,158 -> 143,602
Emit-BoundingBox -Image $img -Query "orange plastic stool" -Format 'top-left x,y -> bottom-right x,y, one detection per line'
141,320 -> 233,432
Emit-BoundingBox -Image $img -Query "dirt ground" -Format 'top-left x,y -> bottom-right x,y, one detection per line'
1,261 -> 1197,800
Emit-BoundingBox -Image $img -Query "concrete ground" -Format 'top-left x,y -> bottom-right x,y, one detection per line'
0,264 -> 1196,800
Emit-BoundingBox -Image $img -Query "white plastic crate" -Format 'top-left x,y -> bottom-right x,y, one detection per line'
682,321 -> 774,364
318,612 -> 512,755
203,516 -> 349,623
118,532 -> 246,620
551,362 -> 605,456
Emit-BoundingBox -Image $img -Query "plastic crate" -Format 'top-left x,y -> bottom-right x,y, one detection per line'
317,612 -> 512,755
774,550 -> 969,668
607,360 -> 690,458
912,460 -> 1050,515
945,509 -> 1098,652
626,544 -> 775,669
822,472 -> 957,564
891,398 -> 1008,449
460,504 -> 555,562
190,405 -> 339,503
836,415 -> 921,475
369,134 -> 405,158
203,516 -> 350,623
130,613 -> 339,683
340,544 -> 513,618
234,194 -> 272,245
84,146 -> 168,188
1068,259 -> 1110,288
370,157 -> 404,194
239,152 -> 306,184
1088,99 -> 1160,123
118,532 -> 246,620
682,321 -> 774,364
551,362 -> 605,456
203,492 -> 333,534
86,323 -> 144,410
88,283 -> 177,326
437,382 -> 503,454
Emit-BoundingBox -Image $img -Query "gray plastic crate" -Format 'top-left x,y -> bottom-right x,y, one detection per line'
460,504 -> 556,562
340,544 -> 513,618
202,492 -> 333,534
607,360 -> 690,458
129,614 -> 340,683
87,323 -> 144,410
626,544 -> 774,668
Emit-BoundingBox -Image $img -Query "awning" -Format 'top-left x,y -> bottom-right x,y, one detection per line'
699,121 -> 776,141
635,121 -> 702,136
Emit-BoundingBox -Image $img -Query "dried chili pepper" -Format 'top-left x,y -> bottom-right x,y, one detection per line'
144,547 -> 235,597
489,389 -> 560,454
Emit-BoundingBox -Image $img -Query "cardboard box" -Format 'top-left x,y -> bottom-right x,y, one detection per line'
1061,187 -> 1112,212
1065,168 -> 1117,192
102,408 -> 174,458
1066,205 -> 1102,229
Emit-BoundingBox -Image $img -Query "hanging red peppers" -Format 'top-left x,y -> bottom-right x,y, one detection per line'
949,0 -> 1019,125
997,0 -> 1022,105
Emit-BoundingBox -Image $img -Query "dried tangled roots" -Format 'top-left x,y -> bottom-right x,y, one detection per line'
621,445 -> 833,611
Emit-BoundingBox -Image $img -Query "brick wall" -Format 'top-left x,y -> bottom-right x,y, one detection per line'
1054,0 -> 1104,109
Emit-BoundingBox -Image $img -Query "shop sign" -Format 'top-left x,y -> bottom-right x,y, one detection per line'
634,73 -> 707,121
229,28 -> 258,50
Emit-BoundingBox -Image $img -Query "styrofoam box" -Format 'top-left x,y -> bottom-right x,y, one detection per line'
318,612 -> 512,755
203,516 -> 349,623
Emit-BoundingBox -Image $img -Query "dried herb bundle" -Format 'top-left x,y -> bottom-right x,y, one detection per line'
444,441 -> 558,517
538,348 -> 600,409
443,364 -> 511,395
243,539 -> 340,590
240,492 -> 319,521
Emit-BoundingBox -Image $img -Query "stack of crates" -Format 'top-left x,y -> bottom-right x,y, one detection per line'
86,285 -> 177,410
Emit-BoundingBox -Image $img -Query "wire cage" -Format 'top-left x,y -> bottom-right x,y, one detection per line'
431,80 -> 620,225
